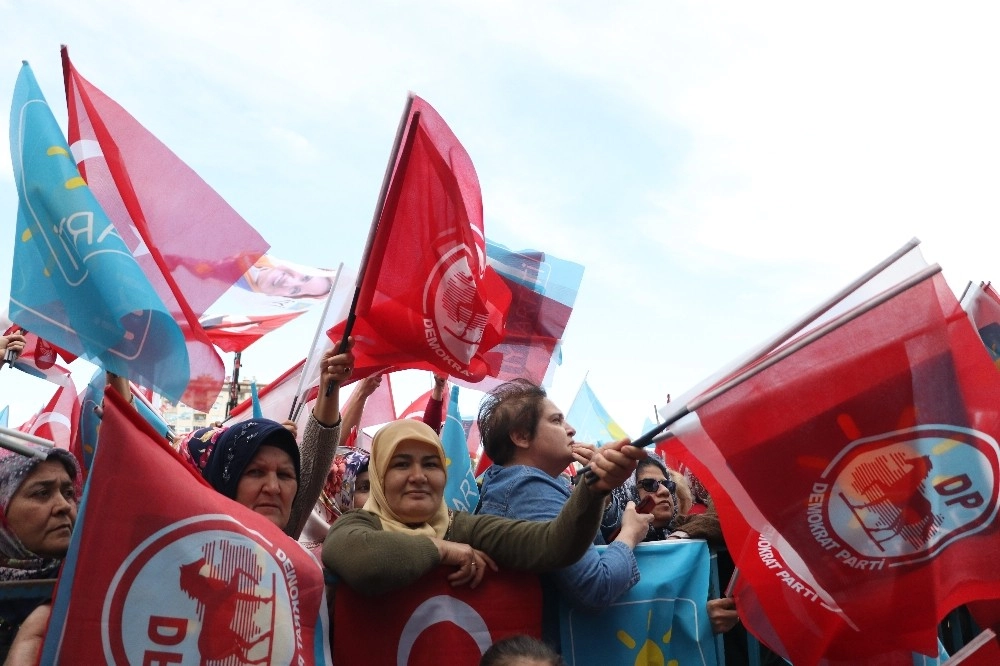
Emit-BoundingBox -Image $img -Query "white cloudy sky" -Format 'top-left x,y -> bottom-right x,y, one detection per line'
3,1 -> 1000,436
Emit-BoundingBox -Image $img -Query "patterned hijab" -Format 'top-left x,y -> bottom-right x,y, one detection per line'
362,420 -> 450,538
321,447 -> 371,519
0,448 -> 80,582
181,420 -> 301,500
609,453 -> 679,540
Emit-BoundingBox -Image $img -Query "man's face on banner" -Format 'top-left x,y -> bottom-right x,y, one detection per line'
256,264 -> 331,299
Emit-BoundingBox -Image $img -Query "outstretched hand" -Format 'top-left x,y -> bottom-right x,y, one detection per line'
585,438 -> 647,493
431,538 -> 498,589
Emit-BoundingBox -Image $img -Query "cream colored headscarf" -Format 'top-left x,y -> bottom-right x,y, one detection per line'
362,419 -> 451,538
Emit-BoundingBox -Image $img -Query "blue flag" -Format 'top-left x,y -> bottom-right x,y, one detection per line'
560,540 -> 719,666
441,385 -> 480,511
8,62 -> 188,401
251,380 -> 263,418
566,378 -> 629,446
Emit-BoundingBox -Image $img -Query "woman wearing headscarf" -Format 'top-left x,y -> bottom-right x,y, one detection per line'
323,419 -> 644,596
0,448 -> 79,661
298,446 -> 370,555
182,343 -> 354,538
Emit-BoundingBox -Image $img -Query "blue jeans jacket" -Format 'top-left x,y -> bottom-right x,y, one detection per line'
478,464 -> 640,611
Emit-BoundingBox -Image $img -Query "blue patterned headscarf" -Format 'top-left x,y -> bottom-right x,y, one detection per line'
181,420 -> 301,500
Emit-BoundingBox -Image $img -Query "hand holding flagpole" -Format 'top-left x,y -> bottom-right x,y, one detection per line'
1,327 -> 27,369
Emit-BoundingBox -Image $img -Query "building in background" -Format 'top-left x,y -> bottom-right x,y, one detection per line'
159,378 -> 264,435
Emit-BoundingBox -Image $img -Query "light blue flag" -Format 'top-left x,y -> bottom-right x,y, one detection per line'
77,367 -> 172,470
566,378 -> 629,446
8,62 -> 189,401
251,380 -> 263,418
0,405 -> 8,428
442,385 -> 480,512
560,540 -> 719,666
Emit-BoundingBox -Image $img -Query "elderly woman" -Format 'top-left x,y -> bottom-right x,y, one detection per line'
323,419 -> 644,596
183,343 -> 354,537
0,448 -> 79,661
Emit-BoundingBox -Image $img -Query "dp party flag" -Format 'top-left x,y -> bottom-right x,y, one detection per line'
328,94 -> 510,382
666,247 -> 1000,663
43,391 -> 331,665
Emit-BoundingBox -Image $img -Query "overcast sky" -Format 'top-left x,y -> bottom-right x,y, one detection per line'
4,2 -> 1000,436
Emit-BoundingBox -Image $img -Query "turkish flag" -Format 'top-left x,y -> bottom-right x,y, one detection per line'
334,566 -> 541,665
43,391 -> 331,665
669,268 -> 1000,663
328,95 -> 510,383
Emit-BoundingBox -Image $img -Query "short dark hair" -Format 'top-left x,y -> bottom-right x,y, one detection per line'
480,635 -> 564,666
478,379 -> 548,465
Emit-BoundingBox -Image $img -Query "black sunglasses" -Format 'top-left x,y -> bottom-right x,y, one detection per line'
637,478 -> 676,493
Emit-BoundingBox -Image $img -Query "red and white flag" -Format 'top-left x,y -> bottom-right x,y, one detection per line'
666,249 -> 1000,663
62,47 -> 270,411
327,95 -> 510,382
44,391 -> 331,664
17,365 -> 81,464
334,567 -> 541,665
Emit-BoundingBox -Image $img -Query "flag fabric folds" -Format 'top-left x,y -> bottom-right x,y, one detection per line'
559,540 -> 719,666
456,241 -> 584,391
327,95 -> 511,382
442,385 -> 480,512
566,378 -> 629,446
666,259 -> 1000,663
8,62 -> 189,403
16,364 -> 80,458
61,47 -> 269,410
334,566 -> 542,665
43,391 -> 331,664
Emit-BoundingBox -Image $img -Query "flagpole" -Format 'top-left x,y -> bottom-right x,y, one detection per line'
0,433 -> 52,460
636,264 -> 944,449
290,263 -> 343,420
325,95 -> 418,397
0,426 -> 55,449
226,351 -> 241,419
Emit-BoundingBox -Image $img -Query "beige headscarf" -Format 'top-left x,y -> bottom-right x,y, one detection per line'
362,419 -> 450,537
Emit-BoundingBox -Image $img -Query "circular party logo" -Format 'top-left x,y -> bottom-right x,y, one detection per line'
422,244 -> 491,374
102,515 -> 306,665
808,425 -> 999,568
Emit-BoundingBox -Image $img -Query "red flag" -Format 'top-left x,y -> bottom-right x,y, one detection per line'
17,366 -> 82,466
45,391 -> 331,664
327,95 -> 510,382
334,566 -> 541,665
200,312 -> 304,354
61,47 -> 269,411
668,266 -> 1000,663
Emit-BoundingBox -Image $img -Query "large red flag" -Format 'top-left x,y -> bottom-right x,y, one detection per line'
334,567 -> 541,665
62,47 -> 269,411
327,95 -> 510,382
667,267 -> 1000,663
44,391 -> 331,664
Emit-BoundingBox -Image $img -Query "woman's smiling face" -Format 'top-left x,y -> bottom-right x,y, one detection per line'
383,440 -> 446,526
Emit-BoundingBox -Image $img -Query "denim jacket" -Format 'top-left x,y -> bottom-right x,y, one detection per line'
478,464 -> 640,611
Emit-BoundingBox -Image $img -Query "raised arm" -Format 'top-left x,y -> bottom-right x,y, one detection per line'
286,341 -> 353,538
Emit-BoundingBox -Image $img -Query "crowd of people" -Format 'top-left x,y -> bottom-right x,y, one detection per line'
0,329 -> 748,665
